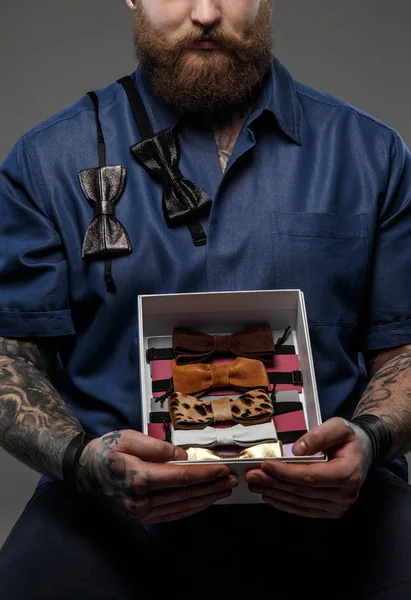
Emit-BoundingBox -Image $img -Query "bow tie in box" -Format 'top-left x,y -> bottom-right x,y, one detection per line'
168,339 -> 282,456
169,389 -> 274,429
172,422 -> 282,455
173,324 -> 276,364
172,356 -> 270,397
139,288 -> 325,505
148,326 -> 299,457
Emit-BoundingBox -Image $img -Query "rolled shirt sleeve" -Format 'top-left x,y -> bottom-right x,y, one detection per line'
0,137 -> 75,337
361,132 -> 411,351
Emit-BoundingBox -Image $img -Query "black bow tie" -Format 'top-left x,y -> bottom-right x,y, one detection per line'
130,128 -> 212,228
118,76 -> 212,246
78,165 -> 132,259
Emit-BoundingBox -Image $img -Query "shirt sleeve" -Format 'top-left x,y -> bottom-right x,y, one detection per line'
0,137 -> 75,337
361,131 -> 411,351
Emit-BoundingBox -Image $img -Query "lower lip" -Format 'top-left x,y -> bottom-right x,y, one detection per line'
192,41 -> 219,49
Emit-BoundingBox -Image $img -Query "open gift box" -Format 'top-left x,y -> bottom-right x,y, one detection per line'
138,289 -> 326,504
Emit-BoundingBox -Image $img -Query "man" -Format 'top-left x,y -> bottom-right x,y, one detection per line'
1,0 -> 411,598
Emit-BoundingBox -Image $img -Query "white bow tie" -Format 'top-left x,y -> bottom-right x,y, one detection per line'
172,421 -> 278,448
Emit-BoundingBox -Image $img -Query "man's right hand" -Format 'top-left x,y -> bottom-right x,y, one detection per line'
76,429 -> 238,524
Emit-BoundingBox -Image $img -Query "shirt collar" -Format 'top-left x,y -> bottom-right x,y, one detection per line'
255,57 -> 301,145
132,57 -> 301,145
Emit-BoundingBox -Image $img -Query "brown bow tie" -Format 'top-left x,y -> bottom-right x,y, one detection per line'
172,357 -> 270,397
169,389 -> 274,430
173,324 -> 275,365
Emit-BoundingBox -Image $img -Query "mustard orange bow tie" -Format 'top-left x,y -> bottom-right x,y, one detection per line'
172,357 -> 270,397
169,389 -> 274,430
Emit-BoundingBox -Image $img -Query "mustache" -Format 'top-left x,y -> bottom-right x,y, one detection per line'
166,24 -> 255,55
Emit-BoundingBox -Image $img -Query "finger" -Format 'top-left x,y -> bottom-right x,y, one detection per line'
261,496 -> 345,519
137,489 -> 234,524
141,474 -> 239,509
130,461 -> 231,495
249,484 -> 350,515
246,471 -> 354,503
119,431 -> 188,462
259,457 -> 352,487
292,417 -> 352,456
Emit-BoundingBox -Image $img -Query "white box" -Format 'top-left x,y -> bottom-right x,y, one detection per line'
138,289 -> 326,504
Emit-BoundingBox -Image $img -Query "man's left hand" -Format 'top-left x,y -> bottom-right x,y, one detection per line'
245,417 -> 373,518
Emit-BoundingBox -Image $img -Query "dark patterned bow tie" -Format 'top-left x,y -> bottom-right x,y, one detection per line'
130,128 -> 212,228
79,165 -> 132,260
173,324 -> 276,365
117,75 -> 212,246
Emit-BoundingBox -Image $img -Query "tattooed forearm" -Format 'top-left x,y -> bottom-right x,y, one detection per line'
0,337 -> 83,479
354,349 -> 411,458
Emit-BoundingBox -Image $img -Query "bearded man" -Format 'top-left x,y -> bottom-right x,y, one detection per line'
1,1 -> 411,598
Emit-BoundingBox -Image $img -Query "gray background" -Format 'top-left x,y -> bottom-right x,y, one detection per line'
1,0 -> 410,546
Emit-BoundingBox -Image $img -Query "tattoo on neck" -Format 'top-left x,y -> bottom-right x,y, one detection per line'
213,106 -> 253,173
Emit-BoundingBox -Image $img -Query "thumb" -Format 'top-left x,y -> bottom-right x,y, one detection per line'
118,430 -> 187,462
292,417 -> 353,456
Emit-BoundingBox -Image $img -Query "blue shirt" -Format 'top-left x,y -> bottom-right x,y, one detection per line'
1,58 -> 411,450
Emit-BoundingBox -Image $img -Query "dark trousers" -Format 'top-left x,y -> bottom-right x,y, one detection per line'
1,468 -> 411,600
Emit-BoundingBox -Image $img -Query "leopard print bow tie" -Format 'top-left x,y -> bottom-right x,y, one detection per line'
169,389 -> 274,430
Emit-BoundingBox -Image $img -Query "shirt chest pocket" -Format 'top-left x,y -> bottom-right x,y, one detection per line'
271,212 -> 368,327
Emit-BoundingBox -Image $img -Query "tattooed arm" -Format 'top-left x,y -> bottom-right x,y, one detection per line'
354,344 -> 411,459
0,337 -> 237,521
245,345 -> 411,518
0,336 -> 83,479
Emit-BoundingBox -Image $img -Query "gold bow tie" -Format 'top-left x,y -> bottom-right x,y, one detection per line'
172,357 -> 270,397
185,443 -> 283,461
169,389 -> 274,430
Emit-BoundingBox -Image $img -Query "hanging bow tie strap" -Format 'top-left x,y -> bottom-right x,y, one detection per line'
117,76 -> 212,247
275,326 -> 292,350
79,91 -> 132,293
